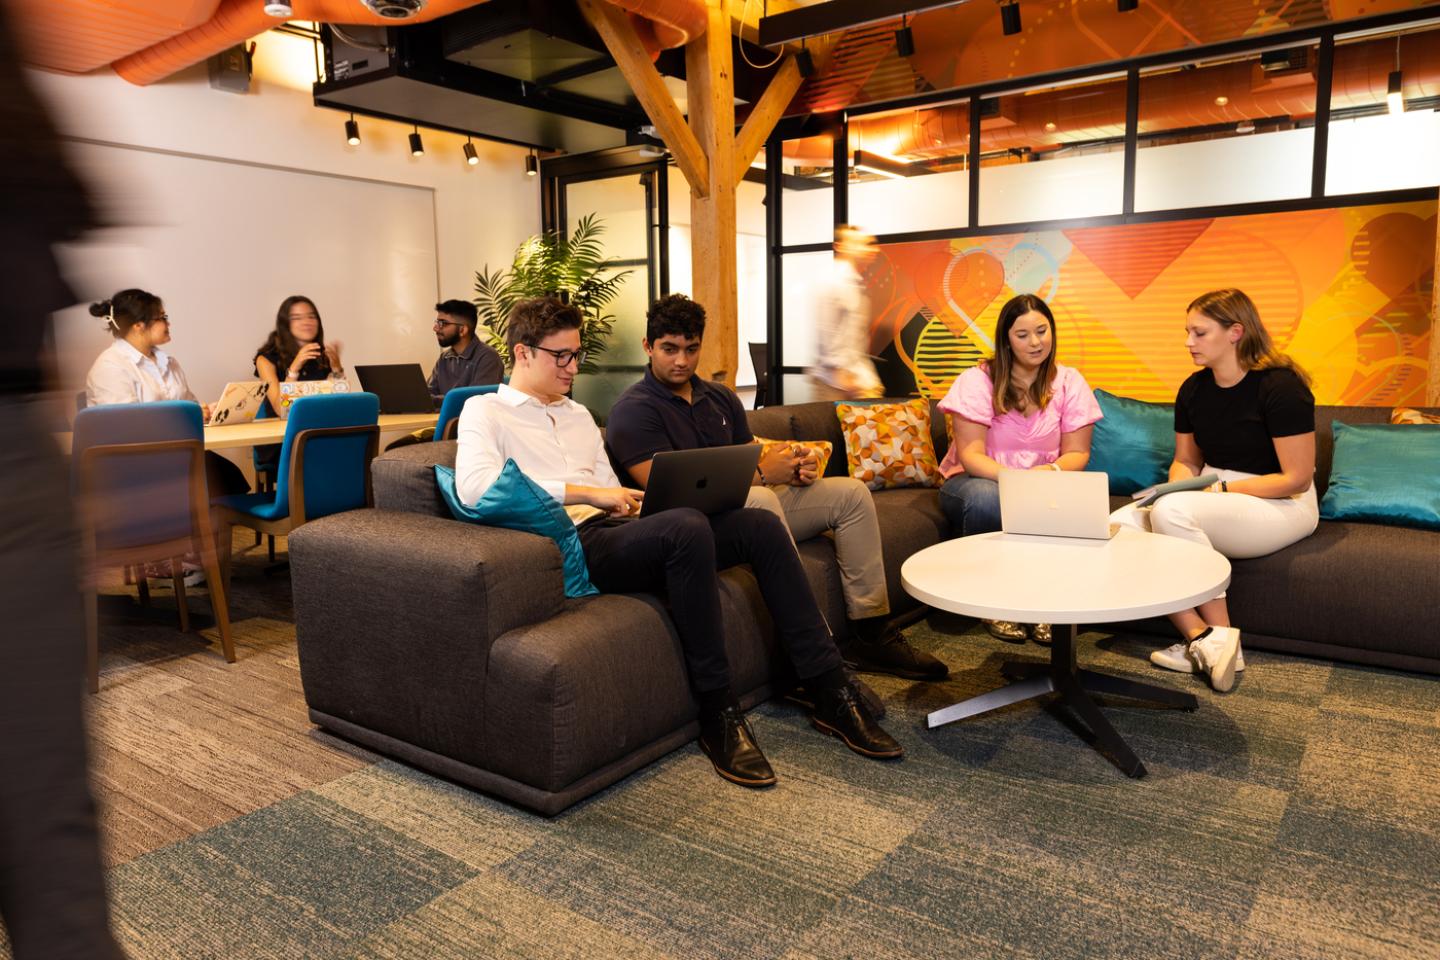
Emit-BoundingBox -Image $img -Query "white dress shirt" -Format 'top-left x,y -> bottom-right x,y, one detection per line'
85,339 -> 198,407
810,258 -> 882,394
454,383 -> 618,512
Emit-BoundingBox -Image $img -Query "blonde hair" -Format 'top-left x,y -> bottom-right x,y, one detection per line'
1187,288 -> 1311,386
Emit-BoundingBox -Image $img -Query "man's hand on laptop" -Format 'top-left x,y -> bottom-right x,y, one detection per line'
569,485 -> 644,517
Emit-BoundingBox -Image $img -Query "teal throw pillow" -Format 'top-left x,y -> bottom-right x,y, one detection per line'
434,462 -> 599,598
1319,422 -> 1440,531
1086,389 -> 1174,495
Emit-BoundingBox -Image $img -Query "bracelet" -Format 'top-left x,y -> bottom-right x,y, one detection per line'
756,465 -> 768,485
1049,462 -> 1062,471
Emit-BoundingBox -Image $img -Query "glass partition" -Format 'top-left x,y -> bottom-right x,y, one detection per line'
849,101 -> 970,234
978,74 -> 1127,225
1136,46 -> 1318,211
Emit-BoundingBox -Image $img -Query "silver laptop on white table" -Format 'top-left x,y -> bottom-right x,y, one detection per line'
998,469 -> 1119,540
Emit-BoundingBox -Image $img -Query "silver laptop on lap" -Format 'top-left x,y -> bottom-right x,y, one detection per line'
998,469 -> 1119,540
640,445 -> 762,519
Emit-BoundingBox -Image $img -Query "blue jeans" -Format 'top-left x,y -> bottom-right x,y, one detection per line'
938,474 -> 1002,538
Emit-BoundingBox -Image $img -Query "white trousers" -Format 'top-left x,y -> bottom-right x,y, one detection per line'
1111,466 -> 1319,599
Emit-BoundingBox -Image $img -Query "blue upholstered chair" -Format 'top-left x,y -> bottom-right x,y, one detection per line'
434,383 -> 501,441
213,393 -> 380,591
72,401 -> 234,693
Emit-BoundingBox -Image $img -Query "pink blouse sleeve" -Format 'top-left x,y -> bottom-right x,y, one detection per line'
937,366 -> 996,426
1057,367 -> 1103,433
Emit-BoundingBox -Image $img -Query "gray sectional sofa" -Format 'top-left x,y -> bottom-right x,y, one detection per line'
288,398 -> 1439,814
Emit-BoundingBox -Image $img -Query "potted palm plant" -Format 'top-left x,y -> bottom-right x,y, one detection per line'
474,213 -> 630,374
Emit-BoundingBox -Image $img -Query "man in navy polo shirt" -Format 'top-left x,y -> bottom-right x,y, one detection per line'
606,294 -> 949,683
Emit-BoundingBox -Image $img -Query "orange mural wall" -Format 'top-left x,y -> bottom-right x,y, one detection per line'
865,200 -> 1437,406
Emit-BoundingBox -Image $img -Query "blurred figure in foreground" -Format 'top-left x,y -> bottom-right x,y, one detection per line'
808,225 -> 884,402
0,10 -> 127,958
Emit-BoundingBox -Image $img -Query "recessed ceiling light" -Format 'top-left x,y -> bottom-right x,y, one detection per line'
1215,95 -> 1229,106
1044,121 -> 1057,132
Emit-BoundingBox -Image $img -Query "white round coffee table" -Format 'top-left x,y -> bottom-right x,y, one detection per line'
902,526 -> 1231,777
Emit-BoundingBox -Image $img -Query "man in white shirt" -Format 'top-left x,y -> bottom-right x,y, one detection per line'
808,225 -> 884,401
456,297 -> 902,789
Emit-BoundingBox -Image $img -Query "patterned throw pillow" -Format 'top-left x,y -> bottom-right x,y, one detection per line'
1391,407 -> 1440,425
753,436 -> 833,484
835,398 -> 943,490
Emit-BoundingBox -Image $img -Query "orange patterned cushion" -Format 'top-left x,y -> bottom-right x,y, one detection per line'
1391,407 -> 1440,425
836,398 -> 943,490
753,436 -> 833,483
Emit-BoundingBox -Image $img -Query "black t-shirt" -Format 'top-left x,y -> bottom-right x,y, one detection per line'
1174,366 -> 1314,475
254,346 -> 330,383
606,368 -> 751,484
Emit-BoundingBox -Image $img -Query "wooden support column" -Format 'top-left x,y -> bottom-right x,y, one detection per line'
686,0 -> 739,384
1429,213 -> 1440,405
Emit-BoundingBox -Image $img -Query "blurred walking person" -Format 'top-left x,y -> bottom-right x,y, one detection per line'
0,10 -> 127,958
809,225 -> 885,401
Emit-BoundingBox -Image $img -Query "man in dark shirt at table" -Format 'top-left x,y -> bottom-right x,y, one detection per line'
606,293 -> 949,683
428,299 -> 504,402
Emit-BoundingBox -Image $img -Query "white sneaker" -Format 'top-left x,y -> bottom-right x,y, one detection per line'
1150,641 -> 1245,674
1188,626 -> 1241,693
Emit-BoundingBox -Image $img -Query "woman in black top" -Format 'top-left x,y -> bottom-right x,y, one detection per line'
1113,289 -> 1318,692
253,294 -> 345,416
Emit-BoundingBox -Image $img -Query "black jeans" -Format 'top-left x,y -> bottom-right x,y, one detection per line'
0,398 -> 124,959
579,506 -> 841,694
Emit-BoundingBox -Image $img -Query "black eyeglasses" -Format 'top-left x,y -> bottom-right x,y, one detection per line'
526,343 -> 586,368
433,319 -> 460,330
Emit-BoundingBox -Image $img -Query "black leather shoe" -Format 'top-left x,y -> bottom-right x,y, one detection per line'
812,685 -> 904,759
784,669 -> 886,720
698,706 -> 777,788
843,632 -> 949,681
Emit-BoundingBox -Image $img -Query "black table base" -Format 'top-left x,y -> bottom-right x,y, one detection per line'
926,624 -> 1198,777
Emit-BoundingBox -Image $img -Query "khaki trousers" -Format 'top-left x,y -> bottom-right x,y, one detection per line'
746,477 -> 890,620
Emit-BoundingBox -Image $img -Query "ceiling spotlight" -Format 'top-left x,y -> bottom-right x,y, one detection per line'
526,152 -> 539,176
795,40 -> 815,78
344,113 -> 360,146
1117,0 -> 1138,11
1388,39 -> 1405,115
895,14 -> 915,58
409,125 -> 424,157
1387,70 -> 1405,115
1214,95 -> 1229,107
1044,121 -> 1057,132
1000,1 -> 1022,37
263,1 -> 293,16
463,138 -> 479,165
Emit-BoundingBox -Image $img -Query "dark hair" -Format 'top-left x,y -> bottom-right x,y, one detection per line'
1187,288 -> 1311,386
435,299 -> 478,329
89,289 -> 163,338
507,296 -> 581,356
645,293 -> 706,343
989,293 -> 1059,415
255,295 -> 330,377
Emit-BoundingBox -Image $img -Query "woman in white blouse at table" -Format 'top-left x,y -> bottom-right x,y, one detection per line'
83,288 -> 248,503
85,289 -> 209,418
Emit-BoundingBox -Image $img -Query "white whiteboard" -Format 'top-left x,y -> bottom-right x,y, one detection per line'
52,140 -> 440,412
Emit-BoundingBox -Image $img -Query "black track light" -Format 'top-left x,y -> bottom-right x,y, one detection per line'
409,125 -> 424,157
463,138 -> 479,165
344,113 -> 360,146
526,152 -> 539,176
795,39 -> 814,78
895,14 -> 915,58
1117,0 -> 1138,11
1000,0 -> 1021,36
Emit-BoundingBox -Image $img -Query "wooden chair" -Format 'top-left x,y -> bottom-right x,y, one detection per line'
72,401 -> 234,693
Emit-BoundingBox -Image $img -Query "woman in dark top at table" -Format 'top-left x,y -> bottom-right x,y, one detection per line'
252,295 -> 345,472
253,294 -> 344,415
1112,288 -> 1318,693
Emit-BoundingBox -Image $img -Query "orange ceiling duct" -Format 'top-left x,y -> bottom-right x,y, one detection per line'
10,0 -> 706,85
784,31 -> 1440,166
3,0 -> 222,75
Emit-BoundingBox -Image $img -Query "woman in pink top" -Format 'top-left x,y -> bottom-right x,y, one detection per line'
936,293 -> 1103,642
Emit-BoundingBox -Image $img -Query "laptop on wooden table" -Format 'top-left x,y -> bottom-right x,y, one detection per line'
355,363 -> 437,414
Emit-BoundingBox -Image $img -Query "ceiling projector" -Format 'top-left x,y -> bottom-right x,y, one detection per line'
361,0 -> 426,17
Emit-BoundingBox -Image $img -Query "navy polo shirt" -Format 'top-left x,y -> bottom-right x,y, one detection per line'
606,367 -> 752,482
